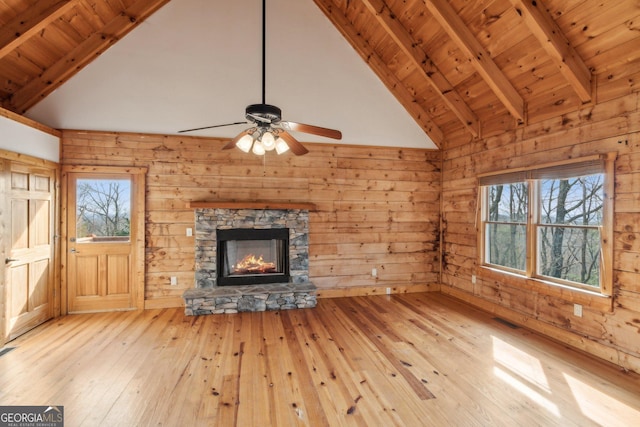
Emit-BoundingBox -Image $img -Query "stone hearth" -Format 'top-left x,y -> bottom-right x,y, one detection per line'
183,205 -> 317,315
184,282 -> 316,315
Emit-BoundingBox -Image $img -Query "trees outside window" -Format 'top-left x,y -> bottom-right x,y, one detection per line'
76,179 -> 131,239
480,157 -> 610,293
486,182 -> 528,271
537,175 -> 603,287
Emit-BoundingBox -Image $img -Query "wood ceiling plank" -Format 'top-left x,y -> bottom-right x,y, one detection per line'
424,0 -> 525,123
508,0 -> 592,103
0,0 -> 78,61
7,0 -> 170,114
361,0 -> 480,138
0,0 -> 33,24
313,0 -> 444,147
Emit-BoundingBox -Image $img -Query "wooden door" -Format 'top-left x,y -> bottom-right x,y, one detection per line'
3,161 -> 56,341
64,167 -> 146,313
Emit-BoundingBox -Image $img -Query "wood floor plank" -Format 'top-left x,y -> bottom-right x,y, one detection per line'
294,306 -> 402,426
313,298 -> 448,426
1,293 -> 639,426
364,296 -> 549,426
261,311 -> 312,426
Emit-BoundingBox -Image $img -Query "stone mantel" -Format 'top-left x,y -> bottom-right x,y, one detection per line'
187,201 -> 317,211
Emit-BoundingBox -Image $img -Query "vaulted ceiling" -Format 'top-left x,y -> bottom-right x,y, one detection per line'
1,0 -> 639,149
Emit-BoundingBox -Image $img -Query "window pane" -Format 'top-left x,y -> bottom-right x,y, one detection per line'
537,226 -> 600,287
76,179 -> 131,241
485,223 -> 526,271
487,183 -> 528,222
539,174 -> 603,226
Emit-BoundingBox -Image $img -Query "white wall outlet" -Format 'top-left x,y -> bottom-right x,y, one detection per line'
372,268 -> 377,277
186,228 -> 193,237
386,287 -> 391,295
471,275 -> 476,284
574,303 -> 583,317
170,276 -> 177,286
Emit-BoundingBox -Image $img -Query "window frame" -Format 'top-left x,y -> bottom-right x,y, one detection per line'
478,154 -> 615,299
483,181 -> 529,275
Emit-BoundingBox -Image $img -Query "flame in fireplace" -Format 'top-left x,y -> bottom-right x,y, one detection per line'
233,254 -> 277,275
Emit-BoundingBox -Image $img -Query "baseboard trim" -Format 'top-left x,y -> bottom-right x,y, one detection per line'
316,283 -> 440,299
145,296 -> 184,309
143,284 -> 441,308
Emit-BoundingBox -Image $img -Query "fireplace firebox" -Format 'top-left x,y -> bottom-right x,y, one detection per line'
216,228 -> 290,286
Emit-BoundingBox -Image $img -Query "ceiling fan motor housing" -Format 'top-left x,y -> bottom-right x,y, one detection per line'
246,104 -> 282,124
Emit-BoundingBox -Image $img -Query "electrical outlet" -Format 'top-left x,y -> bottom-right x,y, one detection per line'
372,268 -> 377,277
186,228 -> 193,237
386,287 -> 391,295
170,276 -> 177,286
471,275 -> 476,284
574,303 -> 583,317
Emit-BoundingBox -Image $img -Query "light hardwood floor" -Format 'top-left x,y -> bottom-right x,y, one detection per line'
1,293 -> 639,426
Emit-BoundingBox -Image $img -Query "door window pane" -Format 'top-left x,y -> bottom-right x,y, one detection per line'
76,179 -> 131,242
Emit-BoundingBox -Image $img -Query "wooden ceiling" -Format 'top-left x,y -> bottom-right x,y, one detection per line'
1,0 -> 639,148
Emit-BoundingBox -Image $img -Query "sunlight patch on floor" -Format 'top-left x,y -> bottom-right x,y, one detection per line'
564,373 -> 640,425
493,366 -> 560,416
492,336 -> 560,416
492,336 -> 550,391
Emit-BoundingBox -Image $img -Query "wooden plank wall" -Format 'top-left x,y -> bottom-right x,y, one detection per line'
61,133 -> 441,306
440,68 -> 640,372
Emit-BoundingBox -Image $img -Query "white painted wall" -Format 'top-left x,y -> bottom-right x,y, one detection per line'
0,115 -> 60,163
26,0 -> 436,150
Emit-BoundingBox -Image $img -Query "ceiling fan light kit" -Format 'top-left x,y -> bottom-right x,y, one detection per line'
234,104 -> 291,155
178,0 -> 342,156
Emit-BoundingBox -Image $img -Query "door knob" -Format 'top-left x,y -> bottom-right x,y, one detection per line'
5,258 -> 18,264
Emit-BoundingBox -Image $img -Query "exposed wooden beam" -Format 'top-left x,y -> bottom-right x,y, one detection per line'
313,0 -> 444,147
424,0 -> 525,122
7,0 -> 170,114
0,0 -> 78,61
361,0 -> 480,138
509,0 -> 592,103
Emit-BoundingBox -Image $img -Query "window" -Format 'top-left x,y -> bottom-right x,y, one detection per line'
485,181 -> 528,272
76,178 -> 132,242
479,155 -> 614,295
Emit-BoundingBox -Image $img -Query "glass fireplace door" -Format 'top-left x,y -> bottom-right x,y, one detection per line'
217,228 -> 289,286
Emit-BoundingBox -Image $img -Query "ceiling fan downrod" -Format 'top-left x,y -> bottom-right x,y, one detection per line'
178,0 -> 341,156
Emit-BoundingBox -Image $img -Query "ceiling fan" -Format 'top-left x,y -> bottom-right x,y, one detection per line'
178,0 -> 342,156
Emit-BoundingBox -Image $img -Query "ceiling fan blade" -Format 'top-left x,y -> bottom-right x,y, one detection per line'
223,129 -> 252,150
178,121 -> 247,133
281,121 -> 342,140
279,131 -> 309,156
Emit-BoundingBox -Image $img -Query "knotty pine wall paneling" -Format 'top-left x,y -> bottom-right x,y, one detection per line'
61,133 -> 441,306
440,70 -> 640,373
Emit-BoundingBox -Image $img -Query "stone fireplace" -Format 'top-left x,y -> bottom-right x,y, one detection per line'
183,204 -> 317,315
